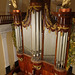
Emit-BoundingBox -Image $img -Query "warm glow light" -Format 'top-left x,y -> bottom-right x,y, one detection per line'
9,3 -> 11,6
16,10 -> 20,13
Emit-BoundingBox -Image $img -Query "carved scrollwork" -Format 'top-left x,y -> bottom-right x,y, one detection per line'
22,5 -> 42,28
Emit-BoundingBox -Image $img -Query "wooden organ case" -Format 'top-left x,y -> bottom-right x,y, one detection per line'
13,0 -> 75,75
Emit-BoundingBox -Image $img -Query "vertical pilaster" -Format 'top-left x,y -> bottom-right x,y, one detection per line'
1,33 -> 10,74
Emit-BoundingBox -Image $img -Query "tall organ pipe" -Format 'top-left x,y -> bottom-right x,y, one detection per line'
56,31 -> 61,68
36,12 -> 40,51
40,11 -> 42,51
64,32 -> 68,64
31,11 -> 36,51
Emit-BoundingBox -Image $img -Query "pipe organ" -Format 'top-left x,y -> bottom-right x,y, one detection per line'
12,0 -> 75,75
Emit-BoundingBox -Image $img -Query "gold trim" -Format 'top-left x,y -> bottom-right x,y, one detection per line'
30,5 -> 42,11
14,22 -> 20,24
58,26 -> 69,30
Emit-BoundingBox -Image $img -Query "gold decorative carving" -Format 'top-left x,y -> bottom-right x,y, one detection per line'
30,5 -> 42,11
14,22 -> 21,25
58,26 -> 69,30
48,30 -> 51,33
33,65 -> 42,70
61,31 -> 63,36
73,42 -> 75,47
73,18 -> 75,24
22,5 -> 42,28
44,3 -> 57,30
18,57 -> 23,61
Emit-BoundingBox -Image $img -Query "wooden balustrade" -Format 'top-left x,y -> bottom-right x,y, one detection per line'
0,12 -> 26,25
0,15 -> 13,25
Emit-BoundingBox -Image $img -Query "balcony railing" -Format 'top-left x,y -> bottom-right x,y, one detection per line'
0,12 -> 26,25
0,15 -> 13,25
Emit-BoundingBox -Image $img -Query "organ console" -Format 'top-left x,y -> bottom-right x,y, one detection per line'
12,0 -> 75,75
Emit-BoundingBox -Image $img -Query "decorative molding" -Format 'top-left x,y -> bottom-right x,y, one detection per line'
1,33 -> 10,68
0,24 -> 12,33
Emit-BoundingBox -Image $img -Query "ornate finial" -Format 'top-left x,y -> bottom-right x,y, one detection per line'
62,0 -> 71,8
12,0 -> 17,9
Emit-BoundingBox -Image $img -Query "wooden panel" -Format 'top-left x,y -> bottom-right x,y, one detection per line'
24,54 -> 32,74
42,70 -> 54,75
42,61 -> 54,72
17,54 -> 67,75
17,54 -> 25,72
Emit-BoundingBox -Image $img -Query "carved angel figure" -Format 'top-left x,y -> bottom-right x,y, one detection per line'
12,0 -> 17,9
62,0 -> 71,8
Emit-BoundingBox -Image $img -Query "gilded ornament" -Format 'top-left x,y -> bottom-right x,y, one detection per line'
62,0 -> 71,8
73,18 -> 75,24
30,5 -> 42,11
33,65 -> 41,70
43,26 -> 45,30
18,57 -> 23,62
12,0 -> 17,9
48,30 -> 51,33
58,26 -> 69,30
61,32 -> 63,36
44,3 -> 57,30
55,31 -> 57,35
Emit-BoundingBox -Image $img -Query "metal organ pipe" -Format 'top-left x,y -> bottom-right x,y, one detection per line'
56,31 -> 68,69
64,32 -> 68,64
61,32 -> 65,68
36,12 -> 40,51
40,11 -> 42,51
31,10 -> 42,61
31,11 -> 36,51
61,32 -> 68,68
56,31 -> 61,68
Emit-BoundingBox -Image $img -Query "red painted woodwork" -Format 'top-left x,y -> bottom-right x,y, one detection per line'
17,54 -> 25,72
42,70 -> 54,75
24,54 -> 32,74
17,53 -> 67,75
